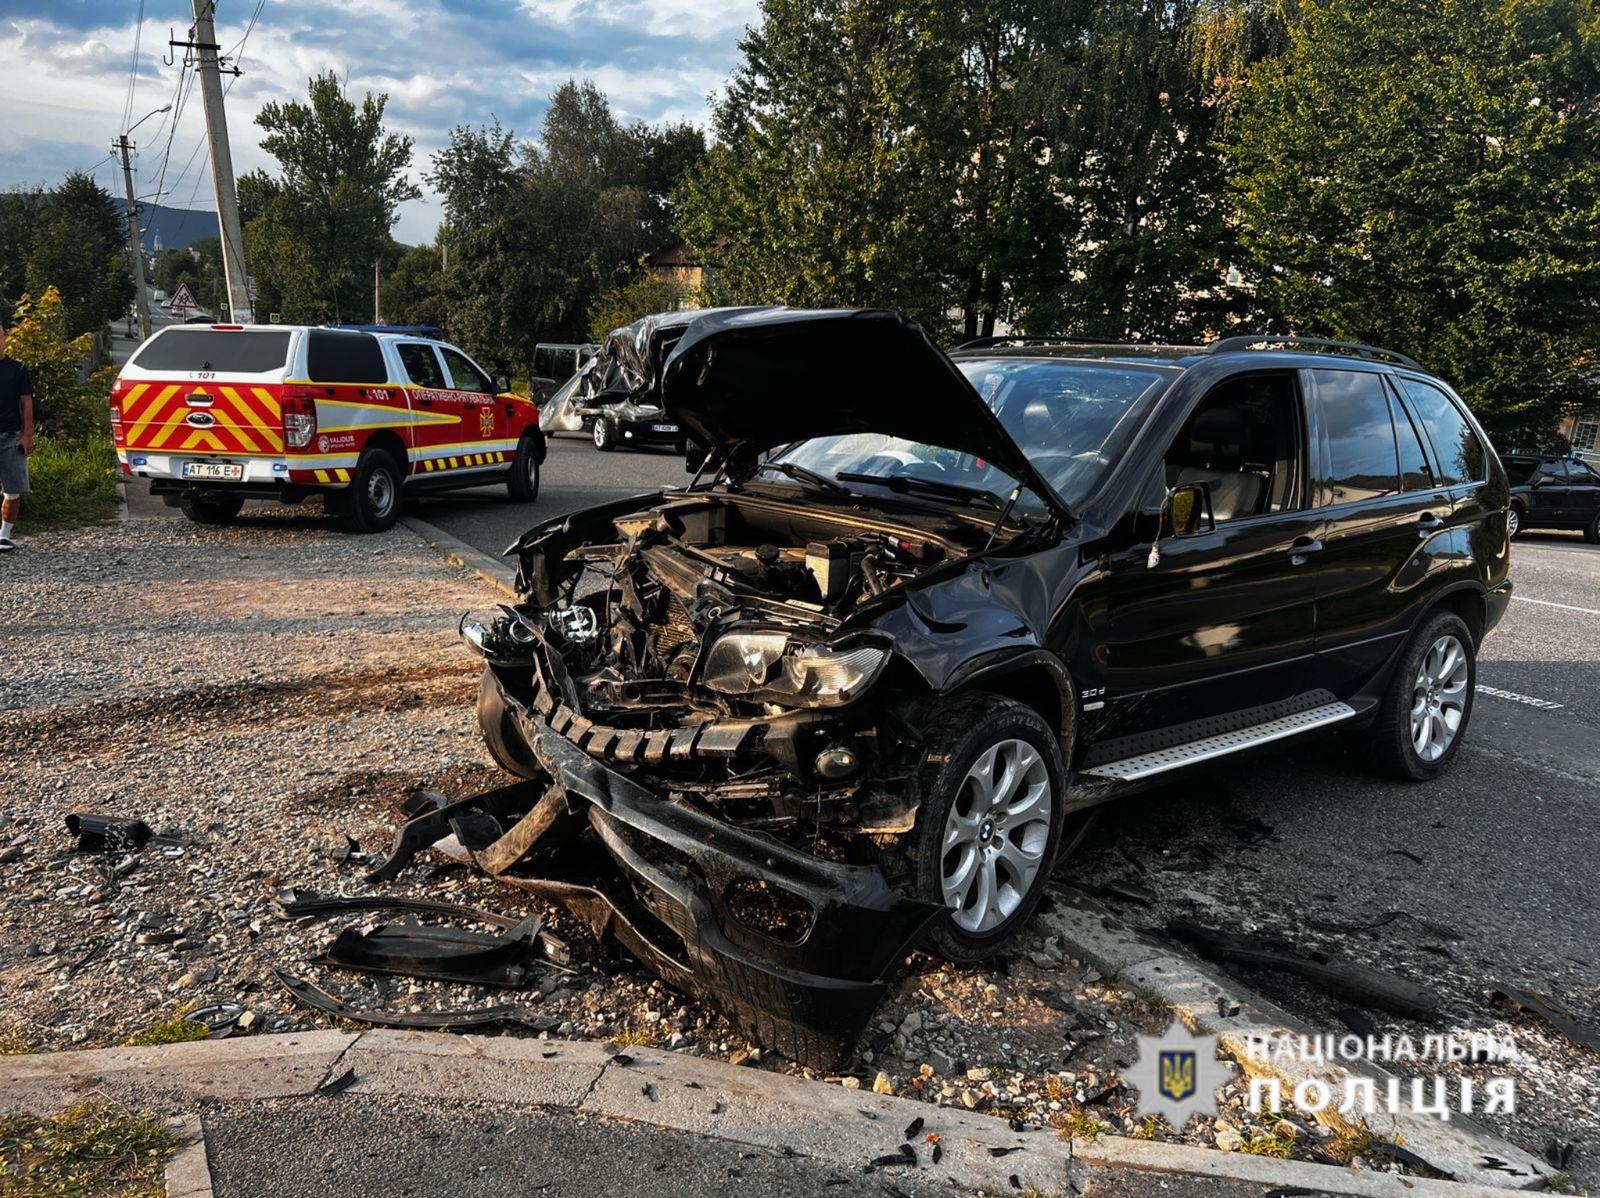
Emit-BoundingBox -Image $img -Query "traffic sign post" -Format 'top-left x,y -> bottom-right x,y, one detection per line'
168,281 -> 198,315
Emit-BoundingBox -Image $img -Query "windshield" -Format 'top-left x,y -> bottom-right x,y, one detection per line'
769,358 -> 1169,510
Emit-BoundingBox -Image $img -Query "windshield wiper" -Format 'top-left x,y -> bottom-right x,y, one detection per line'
751,461 -> 853,496
835,471 -> 1005,512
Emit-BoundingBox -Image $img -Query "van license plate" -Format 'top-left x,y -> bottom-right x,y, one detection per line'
651,423 -> 678,434
183,461 -> 244,481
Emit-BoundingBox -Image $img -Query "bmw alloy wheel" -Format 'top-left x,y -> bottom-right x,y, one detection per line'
940,738 -> 1053,933
1507,506 -> 1521,538
1411,634 -> 1469,763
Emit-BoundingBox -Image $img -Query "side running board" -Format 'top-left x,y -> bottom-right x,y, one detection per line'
1082,701 -> 1358,782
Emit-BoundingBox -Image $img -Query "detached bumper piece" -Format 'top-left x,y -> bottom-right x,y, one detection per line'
511,709 -> 941,1070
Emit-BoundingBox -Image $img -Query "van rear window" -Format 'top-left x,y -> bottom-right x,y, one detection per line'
130,330 -> 292,375
306,329 -> 387,383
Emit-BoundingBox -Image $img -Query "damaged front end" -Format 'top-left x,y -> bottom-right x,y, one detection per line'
463,486 -> 984,1065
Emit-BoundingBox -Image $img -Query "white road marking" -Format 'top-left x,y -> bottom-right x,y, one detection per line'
1475,683 -> 1564,711
1511,596 -> 1600,617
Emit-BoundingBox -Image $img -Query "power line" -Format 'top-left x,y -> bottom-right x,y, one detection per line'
121,0 -> 148,134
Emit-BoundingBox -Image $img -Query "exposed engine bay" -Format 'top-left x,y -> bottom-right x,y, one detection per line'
470,490 -> 1015,857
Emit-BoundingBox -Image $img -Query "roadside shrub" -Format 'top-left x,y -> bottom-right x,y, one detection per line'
24,431 -> 118,529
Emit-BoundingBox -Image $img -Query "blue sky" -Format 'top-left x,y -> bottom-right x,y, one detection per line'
0,0 -> 759,244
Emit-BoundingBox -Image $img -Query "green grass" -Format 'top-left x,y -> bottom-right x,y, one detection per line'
0,1102 -> 175,1197
21,432 -> 119,531
121,1020 -> 210,1048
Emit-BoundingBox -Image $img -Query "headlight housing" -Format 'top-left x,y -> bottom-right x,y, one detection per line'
701,632 -> 889,708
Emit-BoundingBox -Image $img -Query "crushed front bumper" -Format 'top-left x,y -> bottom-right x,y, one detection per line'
500,689 -> 941,1069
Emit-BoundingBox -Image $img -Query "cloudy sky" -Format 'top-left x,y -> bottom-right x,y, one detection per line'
0,0 -> 760,244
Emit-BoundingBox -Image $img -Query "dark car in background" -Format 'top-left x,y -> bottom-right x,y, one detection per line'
1502,452 -> 1600,542
458,310 -> 1511,1067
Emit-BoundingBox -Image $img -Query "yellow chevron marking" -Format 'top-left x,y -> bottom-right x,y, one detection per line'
179,429 -> 227,452
118,383 -> 152,419
249,387 -> 282,418
335,468 -> 351,482
315,470 -> 331,483
127,385 -> 182,441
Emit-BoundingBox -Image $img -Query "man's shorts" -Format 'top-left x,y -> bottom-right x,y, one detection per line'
0,433 -> 30,496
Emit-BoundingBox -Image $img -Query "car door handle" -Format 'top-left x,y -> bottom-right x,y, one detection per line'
1416,511 -> 1445,538
1287,536 -> 1323,564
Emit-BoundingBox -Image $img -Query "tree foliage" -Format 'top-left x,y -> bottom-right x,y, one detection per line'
383,244 -> 449,329
18,174 -> 133,339
6,286 -> 116,442
154,238 -> 227,315
588,268 -> 696,342
1230,0 -> 1600,442
239,72 -> 420,323
427,82 -> 706,377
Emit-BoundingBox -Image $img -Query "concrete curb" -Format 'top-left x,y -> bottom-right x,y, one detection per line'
399,513 -> 518,596
163,1117 -> 213,1198
1035,888 -> 1550,1190
0,1031 -> 1541,1198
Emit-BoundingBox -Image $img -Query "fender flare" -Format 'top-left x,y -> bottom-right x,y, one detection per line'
939,648 -> 1077,759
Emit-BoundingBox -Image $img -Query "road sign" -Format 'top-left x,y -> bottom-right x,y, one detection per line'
169,282 -> 198,312
268,312 -> 281,324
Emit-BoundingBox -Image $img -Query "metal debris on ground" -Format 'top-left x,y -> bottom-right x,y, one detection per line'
1167,919 -> 1442,1020
64,813 -> 152,852
185,1003 -> 245,1038
272,967 -> 554,1031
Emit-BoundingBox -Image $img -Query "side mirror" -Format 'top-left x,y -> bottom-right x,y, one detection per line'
1147,482 -> 1213,568
493,375 -> 509,393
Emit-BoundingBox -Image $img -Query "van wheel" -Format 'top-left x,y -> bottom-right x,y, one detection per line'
1368,611 -> 1476,781
1507,503 -> 1523,539
507,435 -> 541,503
592,417 -> 617,451
912,694 -> 1066,964
179,493 -> 244,525
340,448 -> 402,533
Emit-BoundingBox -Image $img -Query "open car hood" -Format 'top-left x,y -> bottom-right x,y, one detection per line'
660,308 -> 1070,515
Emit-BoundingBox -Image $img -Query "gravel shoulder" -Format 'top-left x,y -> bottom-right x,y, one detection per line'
0,512 -> 1430,1182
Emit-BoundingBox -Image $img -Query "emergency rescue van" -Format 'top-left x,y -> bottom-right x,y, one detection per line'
110,324 -> 545,532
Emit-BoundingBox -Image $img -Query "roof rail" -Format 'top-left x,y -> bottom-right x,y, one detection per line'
953,334 -> 1205,355
326,323 -> 443,339
1206,334 -> 1422,371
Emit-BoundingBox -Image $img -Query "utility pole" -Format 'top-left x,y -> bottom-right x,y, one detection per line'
188,0 -> 252,323
115,136 -> 154,342
373,260 -> 383,325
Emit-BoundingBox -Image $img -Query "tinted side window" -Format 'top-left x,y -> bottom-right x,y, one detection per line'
306,330 -> 387,383
1314,369 -> 1399,504
1397,378 -> 1485,485
441,347 -> 492,394
398,343 -> 445,389
1388,390 -> 1434,491
1572,460 -> 1600,484
1504,458 -> 1540,486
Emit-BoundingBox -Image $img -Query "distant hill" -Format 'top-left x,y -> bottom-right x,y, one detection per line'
111,198 -> 219,254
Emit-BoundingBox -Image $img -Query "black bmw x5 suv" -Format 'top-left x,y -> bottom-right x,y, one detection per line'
462,307 -> 1512,1067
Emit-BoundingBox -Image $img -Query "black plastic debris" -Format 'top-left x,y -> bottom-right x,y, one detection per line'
272,967 -> 554,1031
988,1145 -> 1024,1157
316,1067 -> 358,1097
1168,920 -> 1442,1021
867,1144 -> 916,1169
314,914 -> 545,988
275,888 -> 571,967
1486,985 -> 1600,1054
903,1116 -> 923,1140
65,814 -> 151,853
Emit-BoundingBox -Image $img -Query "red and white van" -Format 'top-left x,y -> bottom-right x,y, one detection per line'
110,324 -> 545,531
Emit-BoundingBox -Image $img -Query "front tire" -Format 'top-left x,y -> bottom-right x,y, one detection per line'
507,434 -> 541,503
1585,509 -> 1600,545
912,694 -> 1067,964
179,493 -> 244,525
1368,611 -> 1476,781
1507,503 -> 1523,539
592,416 -> 617,451
340,448 -> 402,533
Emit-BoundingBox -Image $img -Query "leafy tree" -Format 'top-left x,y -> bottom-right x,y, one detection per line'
153,238 -> 228,314
239,72 -> 420,323
429,82 -> 706,377
6,286 -> 116,442
24,173 -> 133,338
383,244 -> 449,329
0,186 -> 47,317
1229,0 -> 1600,442
588,268 -> 695,342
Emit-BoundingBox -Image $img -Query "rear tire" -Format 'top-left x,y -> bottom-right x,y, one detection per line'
507,435 -> 541,503
1507,503 -> 1524,539
340,448 -> 402,533
178,493 -> 244,525
1368,611 -> 1476,781
1585,510 -> 1600,545
911,693 -> 1067,964
592,416 -> 616,451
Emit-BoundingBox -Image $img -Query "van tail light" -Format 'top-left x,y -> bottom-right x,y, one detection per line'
282,386 -> 317,449
108,380 -> 128,441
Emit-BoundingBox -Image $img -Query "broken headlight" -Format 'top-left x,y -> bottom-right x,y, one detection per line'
701,632 -> 888,708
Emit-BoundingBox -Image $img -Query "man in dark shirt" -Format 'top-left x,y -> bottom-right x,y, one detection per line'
0,321 -> 35,552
